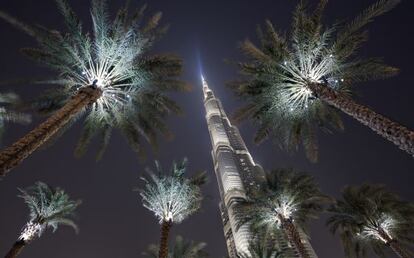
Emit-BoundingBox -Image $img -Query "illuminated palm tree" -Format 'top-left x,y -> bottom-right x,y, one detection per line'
143,235 -> 209,258
235,168 -> 330,258
139,158 -> 206,258
4,182 -> 81,258
229,0 -> 413,162
327,184 -> 414,258
0,0 -> 187,176
0,92 -> 31,143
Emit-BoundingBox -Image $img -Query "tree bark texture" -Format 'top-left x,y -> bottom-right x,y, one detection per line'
378,229 -> 410,258
4,240 -> 26,258
0,87 -> 102,176
278,214 -> 310,258
389,241 -> 410,258
158,220 -> 172,258
308,83 -> 414,157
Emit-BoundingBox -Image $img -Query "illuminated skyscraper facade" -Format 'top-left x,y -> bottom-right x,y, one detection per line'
201,75 -> 263,256
201,75 -> 318,258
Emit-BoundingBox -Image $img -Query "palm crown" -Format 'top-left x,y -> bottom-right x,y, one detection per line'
143,235 -> 209,258
0,93 -> 31,142
327,184 -> 414,257
234,168 -> 329,258
18,182 -> 81,241
237,168 -> 330,232
230,0 -> 399,161
0,0 -> 187,159
140,158 -> 206,224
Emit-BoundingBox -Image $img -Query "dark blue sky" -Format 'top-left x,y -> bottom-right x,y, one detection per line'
0,0 -> 413,257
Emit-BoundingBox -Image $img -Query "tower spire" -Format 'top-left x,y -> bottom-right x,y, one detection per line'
201,74 -> 207,87
201,74 -> 213,100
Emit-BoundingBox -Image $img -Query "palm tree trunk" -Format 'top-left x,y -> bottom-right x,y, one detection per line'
278,214 -> 310,258
378,229 -> 410,258
388,241 -> 410,258
308,83 -> 414,157
5,240 -> 26,258
158,220 -> 172,258
0,86 -> 102,176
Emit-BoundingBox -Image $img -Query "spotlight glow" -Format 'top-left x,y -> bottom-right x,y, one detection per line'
359,213 -> 397,243
19,222 -> 44,242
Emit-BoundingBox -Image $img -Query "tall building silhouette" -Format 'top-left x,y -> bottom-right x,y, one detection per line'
201,75 -> 318,258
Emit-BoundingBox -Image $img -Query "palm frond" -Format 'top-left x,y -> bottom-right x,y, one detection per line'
139,159 -> 205,224
230,0 -> 399,162
17,182 -> 81,240
240,229 -> 293,258
235,168 -> 330,245
0,1 -> 185,159
327,184 -> 414,257
143,235 -> 209,258
0,92 -> 31,144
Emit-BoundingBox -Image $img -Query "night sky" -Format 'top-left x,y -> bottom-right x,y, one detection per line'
0,0 -> 413,257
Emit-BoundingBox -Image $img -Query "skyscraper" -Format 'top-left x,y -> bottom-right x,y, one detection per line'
201,75 -> 318,258
201,75 -> 265,256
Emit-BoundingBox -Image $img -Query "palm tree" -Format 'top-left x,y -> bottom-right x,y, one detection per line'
229,0 -> 413,162
139,158 -> 206,258
143,235 -> 209,258
235,168 -> 331,258
0,92 -> 31,143
4,182 -> 81,258
240,230 -> 293,258
327,184 -> 414,258
0,0 -> 188,176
